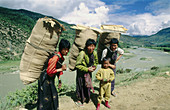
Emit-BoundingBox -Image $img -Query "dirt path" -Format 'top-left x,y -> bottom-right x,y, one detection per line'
58,76 -> 170,110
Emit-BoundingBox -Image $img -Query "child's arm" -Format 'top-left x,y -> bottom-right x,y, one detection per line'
93,51 -> 98,67
76,51 -> 89,72
116,48 -> 124,63
47,56 -> 66,77
57,64 -> 67,89
116,54 -> 123,63
108,63 -> 116,69
57,75 -> 62,88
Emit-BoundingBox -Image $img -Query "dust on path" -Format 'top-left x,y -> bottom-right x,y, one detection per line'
59,76 -> 170,110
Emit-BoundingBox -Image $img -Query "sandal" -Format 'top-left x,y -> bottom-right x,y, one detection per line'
75,101 -> 84,107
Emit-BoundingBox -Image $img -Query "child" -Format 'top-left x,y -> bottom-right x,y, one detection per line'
75,39 -> 98,106
37,39 -> 70,110
101,38 -> 124,96
96,57 -> 115,110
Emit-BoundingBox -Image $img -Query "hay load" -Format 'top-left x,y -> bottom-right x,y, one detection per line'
20,17 -> 65,85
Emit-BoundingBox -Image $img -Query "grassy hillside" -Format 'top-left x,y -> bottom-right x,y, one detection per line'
120,34 -> 144,47
0,7 -> 74,61
120,27 -> 170,49
142,27 -> 170,47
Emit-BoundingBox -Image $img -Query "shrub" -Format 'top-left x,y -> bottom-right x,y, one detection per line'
1,81 -> 75,109
150,66 -> 159,71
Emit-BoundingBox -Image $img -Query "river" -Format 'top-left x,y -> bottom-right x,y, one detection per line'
0,48 -> 170,98
117,48 -> 170,71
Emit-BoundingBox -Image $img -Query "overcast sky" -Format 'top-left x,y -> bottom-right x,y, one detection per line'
0,0 -> 170,35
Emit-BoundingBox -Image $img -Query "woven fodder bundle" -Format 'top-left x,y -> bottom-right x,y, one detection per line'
97,25 -> 127,64
20,17 -> 65,85
69,25 -> 99,71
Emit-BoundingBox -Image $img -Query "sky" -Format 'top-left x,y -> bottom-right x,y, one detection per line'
0,0 -> 170,35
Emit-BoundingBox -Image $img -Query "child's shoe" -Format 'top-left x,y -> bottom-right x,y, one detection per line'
105,101 -> 111,108
96,103 -> 100,110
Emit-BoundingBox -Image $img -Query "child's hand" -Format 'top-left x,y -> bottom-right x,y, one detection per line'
107,79 -> 110,82
58,80 -> 62,89
92,65 -> 96,70
103,79 -> 107,82
62,64 -> 67,71
88,67 -> 94,72
108,63 -> 116,69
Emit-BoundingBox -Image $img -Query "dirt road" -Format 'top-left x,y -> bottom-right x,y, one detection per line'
59,76 -> 170,110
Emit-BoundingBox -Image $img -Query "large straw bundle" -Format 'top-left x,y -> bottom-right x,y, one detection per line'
20,17 -> 65,85
69,25 -> 100,71
97,25 -> 127,64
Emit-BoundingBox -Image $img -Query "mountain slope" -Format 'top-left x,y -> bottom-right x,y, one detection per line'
142,27 -> 170,46
0,6 -> 74,61
120,27 -> 170,47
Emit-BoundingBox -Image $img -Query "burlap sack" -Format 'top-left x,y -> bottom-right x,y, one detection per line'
97,25 -> 127,64
97,32 -> 120,64
20,17 -> 65,85
69,25 -> 99,71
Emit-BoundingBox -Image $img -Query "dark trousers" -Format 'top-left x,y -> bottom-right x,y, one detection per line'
37,72 -> 58,110
76,76 -> 91,104
111,68 -> 116,92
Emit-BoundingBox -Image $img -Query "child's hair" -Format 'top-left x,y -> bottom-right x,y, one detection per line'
59,39 -> 70,52
110,38 -> 119,45
85,39 -> 96,49
102,57 -> 110,63
102,57 -> 110,68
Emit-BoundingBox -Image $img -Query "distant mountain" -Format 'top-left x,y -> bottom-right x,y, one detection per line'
0,6 -> 74,61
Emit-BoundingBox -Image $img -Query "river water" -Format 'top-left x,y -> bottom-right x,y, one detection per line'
117,48 -> 170,71
0,48 -> 170,98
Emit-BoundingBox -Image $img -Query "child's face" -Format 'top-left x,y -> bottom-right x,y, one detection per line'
87,44 -> 95,54
110,43 -> 118,51
61,48 -> 69,56
103,60 -> 110,69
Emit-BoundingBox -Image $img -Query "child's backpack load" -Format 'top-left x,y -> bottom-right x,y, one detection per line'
20,17 -> 65,85
69,25 -> 100,71
97,25 -> 127,64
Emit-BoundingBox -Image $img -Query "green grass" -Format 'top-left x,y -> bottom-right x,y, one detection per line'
147,47 -> 170,52
0,60 -> 20,74
115,66 -> 170,87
